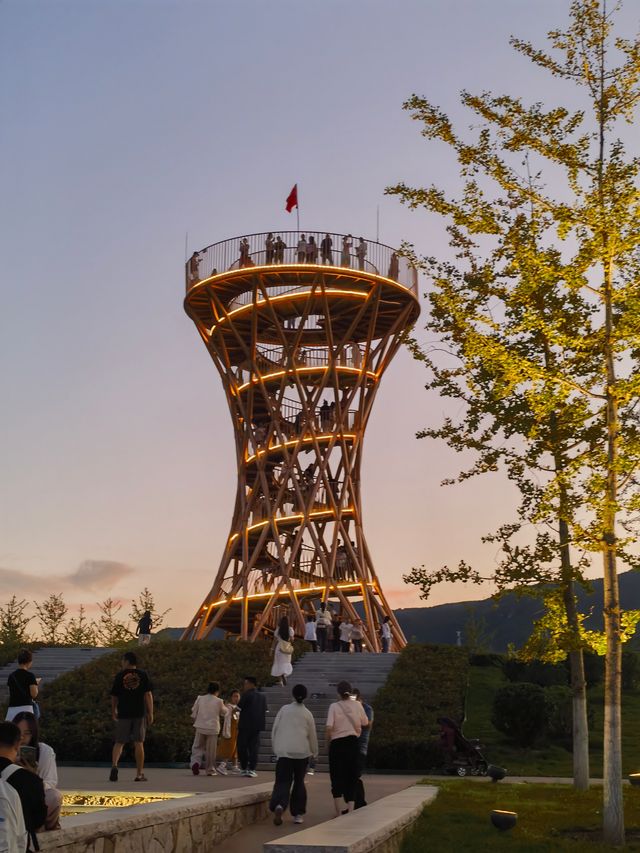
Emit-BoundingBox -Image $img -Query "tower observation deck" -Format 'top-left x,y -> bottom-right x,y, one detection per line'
182,231 -> 420,651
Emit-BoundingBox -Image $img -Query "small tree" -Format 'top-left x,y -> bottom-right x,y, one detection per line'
0,596 -> 31,646
34,593 -> 68,645
95,598 -> 133,647
129,588 -> 171,633
64,606 -> 97,646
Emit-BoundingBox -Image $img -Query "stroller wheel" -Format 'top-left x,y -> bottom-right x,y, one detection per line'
456,767 -> 467,777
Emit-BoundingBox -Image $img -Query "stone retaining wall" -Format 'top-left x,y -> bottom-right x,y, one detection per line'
39,783 -> 271,853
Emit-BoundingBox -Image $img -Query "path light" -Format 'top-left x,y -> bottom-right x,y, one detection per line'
487,764 -> 507,782
629,773 -> 640,787
490,810 -> 517,831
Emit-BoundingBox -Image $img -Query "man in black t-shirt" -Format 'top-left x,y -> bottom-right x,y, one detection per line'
109,651 -> 153,783
6,648 -> 40,721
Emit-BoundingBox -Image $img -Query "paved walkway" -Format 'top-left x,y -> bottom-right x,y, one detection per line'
58,767 -> 423,852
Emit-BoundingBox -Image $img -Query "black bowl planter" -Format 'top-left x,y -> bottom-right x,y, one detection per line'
629,773 -> 640,787
487,764 -> 507,782
491,810 -> 518,831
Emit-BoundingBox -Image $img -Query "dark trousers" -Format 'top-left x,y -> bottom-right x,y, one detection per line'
353,639 -> 363,653
237,729 -> 260,771
329,735 -> 359,802
354,752 -> 367,809
317,627 -> 328,653
340,641 -> 350,653
308,640 -> 318,653
269,757 -> 308,816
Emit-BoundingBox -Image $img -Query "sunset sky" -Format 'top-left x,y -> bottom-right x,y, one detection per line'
2,1 -> 638,631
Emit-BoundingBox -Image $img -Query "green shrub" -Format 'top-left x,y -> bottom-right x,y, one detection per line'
469,653 -> 504,668
622,651 -> 640,692
502,658 -> 568,687
39,639 -> 284,763
543,685 -> 573,745
368,644 -> 468,771
491,682 -> 547,746
368,737 -> 446,773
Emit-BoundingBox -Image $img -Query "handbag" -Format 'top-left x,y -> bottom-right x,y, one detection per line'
278,639 -> 294,655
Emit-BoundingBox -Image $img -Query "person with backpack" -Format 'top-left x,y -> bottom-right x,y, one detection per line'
5,650 -> 40,722
0,720 -> 46,852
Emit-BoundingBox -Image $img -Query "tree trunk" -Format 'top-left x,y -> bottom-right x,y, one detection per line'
602,247 -> 623,844
558,519 -> 589,791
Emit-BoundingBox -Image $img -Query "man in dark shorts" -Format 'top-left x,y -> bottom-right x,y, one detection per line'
109,651 -> 153,782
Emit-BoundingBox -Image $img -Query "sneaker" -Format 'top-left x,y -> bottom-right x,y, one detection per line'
206,769 -> 217,776
293,815 -> 304,824
109,766 -> 118,782
229,765 -> 242,774
242,770 -> 252,777
273,805 -> 284,826
191,762 -> 200,776
248,769 -> 258,777
306,768 -> 315,776
216,763 -> 228,775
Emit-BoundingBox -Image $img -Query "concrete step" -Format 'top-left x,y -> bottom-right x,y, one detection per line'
257,650 -> 396,773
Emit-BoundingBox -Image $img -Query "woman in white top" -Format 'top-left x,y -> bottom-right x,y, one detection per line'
325,680 -> 369,815
271,616 -> 295,685
190,681 -> 229,776
381,615 -> 392,653
14,711 -> 62,831
269,683 -> 318,826
304,615 -> 317,653
297,235 -> 308,263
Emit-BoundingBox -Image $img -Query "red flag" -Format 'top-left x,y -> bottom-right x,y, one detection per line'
285,184 -> 298,213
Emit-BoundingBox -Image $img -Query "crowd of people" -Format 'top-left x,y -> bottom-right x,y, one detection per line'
303,606 -> 392,654
1,609 -> 386,844
187,235 -> 402,286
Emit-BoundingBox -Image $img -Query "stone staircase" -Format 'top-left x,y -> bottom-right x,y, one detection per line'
257,652 -> 398,772
0,647 -> 114,701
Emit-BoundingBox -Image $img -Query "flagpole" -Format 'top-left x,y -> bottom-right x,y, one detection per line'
296,186 -> 300,232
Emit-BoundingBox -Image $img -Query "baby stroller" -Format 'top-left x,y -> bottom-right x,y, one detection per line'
437,717 -> 489,777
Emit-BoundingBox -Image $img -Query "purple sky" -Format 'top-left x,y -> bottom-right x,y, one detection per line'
2,1 -> 637,629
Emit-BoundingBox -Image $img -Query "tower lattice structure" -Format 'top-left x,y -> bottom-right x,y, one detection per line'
182,231 -> 419,651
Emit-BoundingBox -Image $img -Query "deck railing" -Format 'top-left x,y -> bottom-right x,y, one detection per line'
185,231 -> 418,296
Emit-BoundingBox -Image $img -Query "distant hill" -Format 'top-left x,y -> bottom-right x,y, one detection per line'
394,570 -> 640,651
162,570 -> 640,653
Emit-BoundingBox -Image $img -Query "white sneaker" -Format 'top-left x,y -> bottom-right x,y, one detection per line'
293,815 -> 304,824
248,769 -> 258,777
306,768 -> 315,776
216,764 -> 228,775
242,770 -> 251,777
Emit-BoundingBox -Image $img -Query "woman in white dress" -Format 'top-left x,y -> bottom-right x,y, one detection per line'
271,616 -> 294,686
14,711 -> 62,830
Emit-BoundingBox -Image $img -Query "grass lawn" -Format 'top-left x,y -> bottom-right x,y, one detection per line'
401,782 -> 640,852
465,665 -> 640,777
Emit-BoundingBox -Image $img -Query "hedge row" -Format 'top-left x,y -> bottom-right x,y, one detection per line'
33,639 -> 289,762
367,644 -> 469,772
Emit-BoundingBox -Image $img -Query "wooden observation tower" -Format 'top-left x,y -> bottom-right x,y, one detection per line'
181,231 -> 419,651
